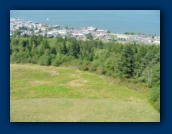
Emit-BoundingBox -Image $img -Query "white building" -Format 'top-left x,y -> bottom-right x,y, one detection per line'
154,40 -> 160,44
87,26 -> 97,31
96,29 -> 105,33
116,34 -> 129,40
72,32 -> 84,36
58,30 -> 67,35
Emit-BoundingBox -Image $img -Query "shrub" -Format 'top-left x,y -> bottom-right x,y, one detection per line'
39,54 -> 51,66
80,61 -> 91,71
96,65 -> 105,75
149,86 -> 160,112
89,60 -> 101,72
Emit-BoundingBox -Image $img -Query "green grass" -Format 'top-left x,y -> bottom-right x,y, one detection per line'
10,64 -> 160,122
10,98 -> 159,122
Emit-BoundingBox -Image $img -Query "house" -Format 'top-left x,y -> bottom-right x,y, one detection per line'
154,40 -> 160,44
53,25 -> 60,28
87,26 -> 97,31
81,31 -> 91,35
58,30 -> 67,35
72,32 -> 84,36
96,29 -> 105,34
96,33 -> 105,38
116,34 -> 129,40
41,26 -> 46,31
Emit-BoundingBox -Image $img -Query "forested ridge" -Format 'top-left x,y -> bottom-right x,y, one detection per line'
10,35 -> 160,111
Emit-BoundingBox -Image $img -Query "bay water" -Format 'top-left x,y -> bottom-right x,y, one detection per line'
10,10 -> 160,35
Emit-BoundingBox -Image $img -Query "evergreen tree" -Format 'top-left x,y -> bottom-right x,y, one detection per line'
61,41 -> 68,54
118,44 -> 135,78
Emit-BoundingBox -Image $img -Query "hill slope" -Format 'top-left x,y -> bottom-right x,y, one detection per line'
10,64 -> 160,122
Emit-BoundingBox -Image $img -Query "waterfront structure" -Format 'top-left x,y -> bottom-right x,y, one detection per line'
10,18 -> 160,44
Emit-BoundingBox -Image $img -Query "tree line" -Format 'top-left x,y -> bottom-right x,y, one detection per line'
10,35 -> 160,111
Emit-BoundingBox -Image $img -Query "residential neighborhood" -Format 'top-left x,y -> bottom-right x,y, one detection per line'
10,18 -> 160,44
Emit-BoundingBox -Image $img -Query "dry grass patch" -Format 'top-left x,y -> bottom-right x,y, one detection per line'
67,79 -> 88,87
29,80 -> 51,86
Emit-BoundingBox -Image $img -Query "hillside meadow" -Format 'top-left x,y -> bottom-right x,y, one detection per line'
10,64 -> 160,122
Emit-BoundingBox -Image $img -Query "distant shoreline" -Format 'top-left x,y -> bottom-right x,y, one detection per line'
10,17 -> 160,36
10,18 -> 160,45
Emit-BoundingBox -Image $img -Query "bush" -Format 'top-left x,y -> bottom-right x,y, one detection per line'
80,61 -> 91,71
69,59 -> 82,67
51,56 -> 62,66
149,86 -> 160,112
89,60 -> 101,72
96,65 -> 105,75
10,52 -> 18,63
39,54 -> 51,66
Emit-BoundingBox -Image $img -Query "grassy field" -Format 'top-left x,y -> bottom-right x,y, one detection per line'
10,64 -> 160,122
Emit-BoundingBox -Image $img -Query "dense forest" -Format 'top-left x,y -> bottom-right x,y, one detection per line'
10,35 -> 160,111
